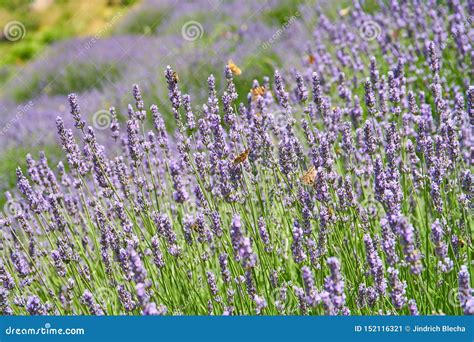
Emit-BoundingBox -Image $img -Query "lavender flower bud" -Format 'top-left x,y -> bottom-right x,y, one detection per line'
143,302 -> 167,316
291,220 -> 306,264
302,266 -> 318,305
68,93 -> 85,130
325,257 -> 347,312
132,84 -> 146,120
151,104 -> 169,153
396,216 -> 423,275
129,247 -> 147,284
51,250 -> 66,277
81,290 -> 104,315
0,288 -> 13,315
458,266 -> 474,315
408,299 -> 419,315
165,65 -> 181,119
151,236 -> 165,269
182,94 -> 196,130
294,71 -> 308,103
274,70 -> 290,111
206,271 -> 219,297
210,211 -> 223,237
363,120 -> 377,155
26,295 -> 46,315
312,72 -> 323,108
254,295 -> 267,315
218,253 -> 231,284
109,107 -> 120,141
169,160 -> 188,203
117,285 -> 136,312
364,78 -> 377,116
427,41 -> 440,74
363,234 -> 387,296
257,217 -> 271,251
388,267 -> 407,310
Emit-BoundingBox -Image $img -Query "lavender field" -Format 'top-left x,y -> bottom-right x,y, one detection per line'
0,0 -> 472,316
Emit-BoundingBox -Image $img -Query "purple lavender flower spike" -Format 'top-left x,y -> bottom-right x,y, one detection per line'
109,107 -> 120,141
431,220 -> 453,273
230,215 -> 256,268
302,266 -> 319,306
294,71 -> 308,103
254,295 -> 267,315
68,93 -> 85,130
169,160 -> 189,203
143,302 -> 167,316
257,217 -> 271,251
363,234 -> 387,296
26,295 -> 46,315
165,65 -> 181,120
218,253 -> 231,284
458,266 -> 474,315
291,220 -> 306,264
388,267 -> 407,310
325,257 -> 347,314
132,84 -> 146,121
81,290 -> 104,316
427,41 -> 440,74
395,216 -> 423,275
182,94 -> 196,130
408,299 -> 419,315
0,288 -> 13,315
312,72 -> 323,109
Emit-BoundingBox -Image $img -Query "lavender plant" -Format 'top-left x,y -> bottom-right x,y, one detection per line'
0,0 -> 472,316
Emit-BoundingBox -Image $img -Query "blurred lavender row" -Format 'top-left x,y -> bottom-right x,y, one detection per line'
0,0 -> 293,149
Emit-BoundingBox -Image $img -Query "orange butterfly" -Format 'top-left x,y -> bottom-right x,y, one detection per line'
391,29 -> 401,41
228,60 -> 242,75
250,86 -> 266,100
233,148 -> 250,164
300,165 -> 316,185
308,54 -> 316,65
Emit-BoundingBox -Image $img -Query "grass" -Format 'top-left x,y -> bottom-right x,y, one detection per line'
261,0 -> 301,26
13,61 -> 124,102
113,6 -> 169,35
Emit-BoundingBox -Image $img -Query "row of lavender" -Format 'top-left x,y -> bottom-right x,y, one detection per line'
0,0 -> 473,315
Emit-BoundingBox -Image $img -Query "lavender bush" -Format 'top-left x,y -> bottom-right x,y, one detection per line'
0,0 -> 472,315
